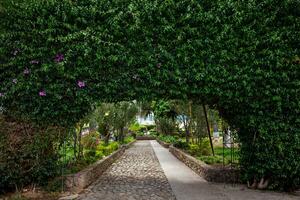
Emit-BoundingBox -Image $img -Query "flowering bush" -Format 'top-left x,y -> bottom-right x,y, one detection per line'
0,0 -> 299,190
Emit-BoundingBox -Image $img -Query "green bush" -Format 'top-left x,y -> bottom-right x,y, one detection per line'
97,142 -> 119,156
110,141 -> 119,148
198,138 -> 211,155
158,135 -> 178,144
0,118 -> 63,193
188,144 -> 199,156
1,0 -> 299,191
198,155 -> 227,165
84,149 -> 96,158
124,136 -> 135,144
129,123 -> 143,133
187,139 -> 211,156
149,130 -> 159,137
81,131 -> 100,150
174,140 -> 189,150
83,149 -> 104,164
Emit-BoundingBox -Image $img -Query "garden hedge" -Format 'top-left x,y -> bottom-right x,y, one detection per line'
0,0 -> 299,190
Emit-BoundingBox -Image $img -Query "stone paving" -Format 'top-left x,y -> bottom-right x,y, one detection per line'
77,141 -> 176,200
76,140 -> 299,200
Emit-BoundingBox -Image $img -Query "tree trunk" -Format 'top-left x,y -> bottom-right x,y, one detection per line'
77,124 -> 83,159
184,119 -> 190,144
104,126 -> 110,145
185,129 -> 190,144
120,127 -> 124,143
73,128 -> 77,159
188,101 -> 193,143
202,104 -> 215,156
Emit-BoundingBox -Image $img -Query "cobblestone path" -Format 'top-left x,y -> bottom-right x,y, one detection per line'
77,141 -> 176,200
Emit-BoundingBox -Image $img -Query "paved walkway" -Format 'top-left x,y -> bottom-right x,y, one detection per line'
151,140 -> 298,200
77,140 -> 299,200
77,141 -> 176,200
151,140 -> 227,200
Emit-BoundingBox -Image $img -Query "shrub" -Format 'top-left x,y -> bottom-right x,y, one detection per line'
81,131 -> 100,150
0,117 -> 64,193
198,155 -> 227,165
124,136 -> 135,144
109,142 -> 120,151
83,149 -> 104,164
1,0 -> 299,190
197,138 -> 211,156
97,142 -> 119,156
149,130 -> 159,137
188,144 -> 201,156
188,140 -> 211,157
158,135 -> 178,144
129,123 -> 142,133
174,140 -> 189,150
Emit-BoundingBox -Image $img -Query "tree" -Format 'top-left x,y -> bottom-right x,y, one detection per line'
91,103 -> 115,145
111,102 -> 138,143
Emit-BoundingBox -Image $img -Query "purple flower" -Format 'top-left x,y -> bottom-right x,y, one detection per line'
24,68 -> 30,75
77,80 -> 85,88
0,93 -> 4,97
157,63 -> 162,68
39,90 -> 46,97
30,60 -> 39,64
12,79 -> 17,84
54,53 -> 64,63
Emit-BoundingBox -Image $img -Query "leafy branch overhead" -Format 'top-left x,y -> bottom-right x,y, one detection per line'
0,0 -> 299,190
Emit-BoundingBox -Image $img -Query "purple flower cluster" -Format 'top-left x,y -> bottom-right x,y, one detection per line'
10,52 -> 89,97
0,93 -> 4,97
39,90 -> 46,97
54,53 -> 64,63
77,81 -> 85,88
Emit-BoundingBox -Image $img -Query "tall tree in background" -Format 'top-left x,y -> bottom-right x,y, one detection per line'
111,102 -> 138,143
91,103 -> 115,145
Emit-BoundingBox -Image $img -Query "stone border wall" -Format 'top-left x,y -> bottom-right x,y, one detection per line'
136,136 -> 156,140
156,139 -> 170,148
169,145 -> 240,183
64,141 -> 136,192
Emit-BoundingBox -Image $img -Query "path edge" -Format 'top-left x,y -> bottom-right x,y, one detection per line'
63,140 -> 136,193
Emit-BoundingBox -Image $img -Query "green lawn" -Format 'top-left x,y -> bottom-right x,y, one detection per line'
197,147 -> 239,165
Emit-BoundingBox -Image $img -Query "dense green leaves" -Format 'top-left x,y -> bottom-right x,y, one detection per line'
0,0 -> 299,190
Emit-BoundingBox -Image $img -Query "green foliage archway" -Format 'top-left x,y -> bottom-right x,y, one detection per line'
0,0 -> 299,190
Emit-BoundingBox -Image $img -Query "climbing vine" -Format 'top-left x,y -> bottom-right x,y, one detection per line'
0,0 -> 299,190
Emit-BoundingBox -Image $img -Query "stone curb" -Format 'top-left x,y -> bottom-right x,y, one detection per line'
156,139 -> 170,148
169,145 -> 240,183
136,136 -> 156,140
63,140 -> 136,193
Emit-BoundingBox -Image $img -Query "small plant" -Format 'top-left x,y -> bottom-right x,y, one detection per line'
97,142 -> 119,156
6,193 -> 29,200
197,155 -> 228,165
188,144 -> 201,156
149,130 -> 159,137
81,131 -> 100,150
124,136 -> 135,144
173,140 -> 189,150
44,177 -> 64,192
158,135 -> 178,144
